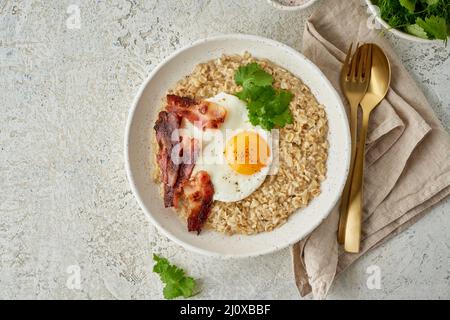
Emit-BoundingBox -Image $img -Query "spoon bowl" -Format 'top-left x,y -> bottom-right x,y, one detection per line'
360,44 -> 391,111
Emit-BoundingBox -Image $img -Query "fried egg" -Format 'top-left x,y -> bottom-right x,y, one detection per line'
183,92 -> 273,202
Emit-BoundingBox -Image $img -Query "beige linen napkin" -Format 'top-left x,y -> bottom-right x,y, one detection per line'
292,0 -> 450,299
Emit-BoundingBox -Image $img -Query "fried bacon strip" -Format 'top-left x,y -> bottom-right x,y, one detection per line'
180,171 -> 215,234
154,110 -> 201,208
166,94 -> 227,130
172,136 -> 199,208
154,111 -> 181,207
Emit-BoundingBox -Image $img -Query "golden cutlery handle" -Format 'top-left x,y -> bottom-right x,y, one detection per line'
337,101 -> 358,244
344,108 -> 370,253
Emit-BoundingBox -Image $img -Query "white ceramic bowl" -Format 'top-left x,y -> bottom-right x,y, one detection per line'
267,0 -> 319,11
125,34 -> 350,258
365,0 -> 445,43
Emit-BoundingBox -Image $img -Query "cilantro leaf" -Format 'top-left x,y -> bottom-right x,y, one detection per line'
236,83 -> 273,101
416,16 -> 448,40
234,63 -> 294,131
234,62 -> 259,85
234,62 -> 273,87
272,108 -> 294,127
376,0 -> 415,28
152,254 -> 197,299
423,0 -> 439,6
399,0 -> 416,13
405,23 -> 429,38
270,89 -> 294,114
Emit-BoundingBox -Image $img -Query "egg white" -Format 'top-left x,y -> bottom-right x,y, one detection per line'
183,92 -> 273,203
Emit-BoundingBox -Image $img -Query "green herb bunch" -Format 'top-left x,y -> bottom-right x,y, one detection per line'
234,63 -> 294,131
373,0 -> 450,42
152,254 -> 197,299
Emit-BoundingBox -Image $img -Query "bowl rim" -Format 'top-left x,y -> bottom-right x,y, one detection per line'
266,0 -> 319,11
124,33 -> 350,258
365,0 -> 445,43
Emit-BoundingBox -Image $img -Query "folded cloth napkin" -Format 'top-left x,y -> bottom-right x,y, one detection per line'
292,0 -> 450,299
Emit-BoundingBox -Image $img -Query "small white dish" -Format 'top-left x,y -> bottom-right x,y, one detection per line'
267,0 -> 319,11
125,34 -> 350,258
365,0 -> 445,43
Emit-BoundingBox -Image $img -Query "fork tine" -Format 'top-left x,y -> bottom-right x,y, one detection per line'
350,43 -> 361,81
343,43 -> 353,77
358,45 -> 368,81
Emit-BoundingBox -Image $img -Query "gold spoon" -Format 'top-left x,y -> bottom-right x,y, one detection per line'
344,44 -> 391,253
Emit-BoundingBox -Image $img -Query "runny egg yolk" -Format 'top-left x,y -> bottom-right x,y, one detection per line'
225,131 -> 271,175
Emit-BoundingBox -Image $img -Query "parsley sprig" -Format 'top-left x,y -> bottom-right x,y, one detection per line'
374,0 -> 449,42
234,63 -> 294,131
153,254 -> 197,299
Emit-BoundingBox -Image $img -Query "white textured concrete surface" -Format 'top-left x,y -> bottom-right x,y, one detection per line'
0,0 -> 449,300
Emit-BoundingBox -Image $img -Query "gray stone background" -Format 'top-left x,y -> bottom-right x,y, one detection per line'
1,0 -> 449,299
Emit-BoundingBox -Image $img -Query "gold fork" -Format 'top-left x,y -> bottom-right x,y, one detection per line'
338,43 -> 373,244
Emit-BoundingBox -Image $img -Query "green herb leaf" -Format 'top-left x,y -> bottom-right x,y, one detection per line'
234,62 -> 273,87
399,0 -> 416,13
416,16 -> 448,40
234,63 -> 294,131
270,89 -> 294,114
152,254 -> 197,299
272,108 -> 294,127
423,0 -> 439,6
405,23 -> 429,38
